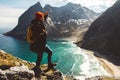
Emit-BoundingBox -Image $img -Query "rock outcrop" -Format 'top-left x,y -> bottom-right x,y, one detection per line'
81,0 -> 120,65
0,50 -> 63,80
0,50 -> 120,80
0,65 -> 34,80
4,2 -> 99,40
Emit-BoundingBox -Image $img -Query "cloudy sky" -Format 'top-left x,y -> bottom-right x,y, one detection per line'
0,0 -> 117,31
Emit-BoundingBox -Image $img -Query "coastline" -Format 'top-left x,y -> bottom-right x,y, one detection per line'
0,33 -> 120,79
0,49 -> 120,80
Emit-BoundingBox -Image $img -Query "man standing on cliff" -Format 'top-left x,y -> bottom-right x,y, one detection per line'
27,11 -> 56,77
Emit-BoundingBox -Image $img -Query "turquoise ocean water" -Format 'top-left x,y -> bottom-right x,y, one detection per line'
0,34 -> 110,79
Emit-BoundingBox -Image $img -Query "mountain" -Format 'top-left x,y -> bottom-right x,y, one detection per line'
4,2 -> 43,39
44,2 -> 97,22
81,0 -> 120,65
4,2 -> 98,40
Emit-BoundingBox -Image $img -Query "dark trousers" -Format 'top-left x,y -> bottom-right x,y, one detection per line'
36,45 -> 52,67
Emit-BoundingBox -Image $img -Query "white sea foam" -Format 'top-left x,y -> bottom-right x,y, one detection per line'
55,41 -> 111,79
0,35 -> 111,80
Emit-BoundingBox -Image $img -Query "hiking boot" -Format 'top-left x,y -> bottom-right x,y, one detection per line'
43,63 -> 57,73
32,66 -> 42,78
48,63 -> 56,69
32,66 -> 39,70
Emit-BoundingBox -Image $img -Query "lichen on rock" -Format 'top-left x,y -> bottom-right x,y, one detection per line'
0,50 -> 64,80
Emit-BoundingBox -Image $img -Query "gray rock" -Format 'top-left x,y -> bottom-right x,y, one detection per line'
4,2 -> 98,39
46,70 -> 63,80
0,65 -> 34,80
81,0 -> 120,65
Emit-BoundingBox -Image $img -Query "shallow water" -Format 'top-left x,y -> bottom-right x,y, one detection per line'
0,34 -> 110,79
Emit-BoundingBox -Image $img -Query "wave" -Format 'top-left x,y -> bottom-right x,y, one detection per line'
51,41 -> 110,79
0,35 -> 110,79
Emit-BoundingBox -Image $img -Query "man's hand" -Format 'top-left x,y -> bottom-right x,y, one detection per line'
44,11 -> 49,20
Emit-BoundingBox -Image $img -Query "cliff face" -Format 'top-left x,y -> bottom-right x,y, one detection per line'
4,2 -> 43,39
0,50 -> 63,80
81,0 -> 120,65
44,2 -> 98,22
0,50 -> 120,80
4,2 -> 98,40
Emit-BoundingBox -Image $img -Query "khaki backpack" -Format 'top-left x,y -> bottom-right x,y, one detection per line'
26,26 -> 34,43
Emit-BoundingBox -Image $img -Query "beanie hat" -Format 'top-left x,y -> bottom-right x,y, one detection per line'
35,12 -> 44,20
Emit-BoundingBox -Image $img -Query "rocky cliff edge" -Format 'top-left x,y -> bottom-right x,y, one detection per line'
0,50 -> 120,80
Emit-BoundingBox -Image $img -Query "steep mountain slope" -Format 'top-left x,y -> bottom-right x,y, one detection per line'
4,2 -> 43,39
4,2 -> 98,39
44,2 -> 97,22
81,0 -> 120,65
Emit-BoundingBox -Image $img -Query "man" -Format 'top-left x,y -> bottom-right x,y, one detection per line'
28,12 -> 56,76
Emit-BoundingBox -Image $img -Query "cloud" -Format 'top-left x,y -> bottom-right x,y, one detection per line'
0,5 -> 25,29
0,16 -> 17,28
39,0 -> 116,12
39,0 -> 68,7
0,5 -> 25,17
65,0 -> 117,12
0,0 -> 117,30
65,0 -> 116,7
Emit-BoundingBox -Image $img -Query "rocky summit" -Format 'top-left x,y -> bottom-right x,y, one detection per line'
0,50 -> 63,80
81,0 -> 120,65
